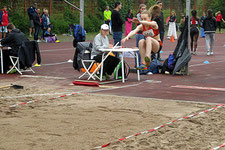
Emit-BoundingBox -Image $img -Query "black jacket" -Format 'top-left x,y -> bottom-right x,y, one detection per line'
33,12 -> 41,26
1,28 -> 29,56
111,10 -> 123,32
155,11 -> 165,32
18,41 -> 41,69
203,17 -> 217,33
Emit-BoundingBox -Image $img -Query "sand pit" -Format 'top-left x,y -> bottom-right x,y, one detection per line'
0,86 -> 224,150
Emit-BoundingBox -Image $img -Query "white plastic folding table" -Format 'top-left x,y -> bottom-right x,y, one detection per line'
98,47 -> 140,83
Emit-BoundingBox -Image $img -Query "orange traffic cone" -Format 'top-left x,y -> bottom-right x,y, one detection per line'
170,35 -> 175,42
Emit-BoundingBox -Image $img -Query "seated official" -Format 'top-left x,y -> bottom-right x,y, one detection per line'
91,24 -> 120,79
1,23 -> 29,73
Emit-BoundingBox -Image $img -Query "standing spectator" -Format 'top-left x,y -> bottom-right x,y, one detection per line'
42,9 -> 51,41
190,10 -> 201,55
125,9 -> 133,36
41,8 -> 47,40
155,1 -> 165,61
215,11 -> 225,33
111,1 -> 123,47
203,9 -> 217,56
135,4 -> 146,67
200,12 -> 206,37
27,4 -> 36,37
167,11 -> 177,40
104,6 -> 111,26
0,6 -> 9,39
33,9 -> 41,42
179,13 -> 185,32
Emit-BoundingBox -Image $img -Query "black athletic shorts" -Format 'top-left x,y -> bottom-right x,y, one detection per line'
190,27 -> 199,38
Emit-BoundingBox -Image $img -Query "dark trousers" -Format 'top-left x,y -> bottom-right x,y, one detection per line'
113,32 -> 122,57
104,20 -> 110,26
0,50 -> 11,73
34,25 -> 40,40
217,21 -> 221,32
157,32 -> 164,59
42,28 -> 46,39
113,32 -> 122,46
93,55 -> 120,75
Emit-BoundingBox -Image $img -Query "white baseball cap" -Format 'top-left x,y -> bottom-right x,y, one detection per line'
101,24 -> 109,30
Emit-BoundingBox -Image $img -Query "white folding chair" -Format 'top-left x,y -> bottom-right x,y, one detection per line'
78,59 -> 100,80
6,41 -> 39,75
7,55 -> 35,75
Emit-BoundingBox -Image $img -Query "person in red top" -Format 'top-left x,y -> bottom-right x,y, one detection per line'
215,11 -> 225,33
190,10 -> 201,55
122,5 -> 162,70
0,6 -> 9,39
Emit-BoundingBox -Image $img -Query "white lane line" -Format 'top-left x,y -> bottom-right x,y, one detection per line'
41,48 -> 74,52
189,60 -> 225,67
171,85 -> 225,92
41,61 -> 70,66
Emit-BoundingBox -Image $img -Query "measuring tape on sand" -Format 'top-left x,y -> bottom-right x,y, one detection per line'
94,104 -> 225,149
210,143 -> 225,150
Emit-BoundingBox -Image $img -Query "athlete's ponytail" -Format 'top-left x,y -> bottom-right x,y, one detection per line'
149,5 -> 161,20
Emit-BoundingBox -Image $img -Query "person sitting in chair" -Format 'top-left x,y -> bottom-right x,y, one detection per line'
1,23 -> 29,73
91,24 -> 120,79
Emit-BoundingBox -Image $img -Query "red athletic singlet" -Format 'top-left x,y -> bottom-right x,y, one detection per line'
142,22 -> 159,38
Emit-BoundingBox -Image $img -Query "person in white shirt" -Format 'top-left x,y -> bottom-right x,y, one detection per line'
92,24 -> 120,78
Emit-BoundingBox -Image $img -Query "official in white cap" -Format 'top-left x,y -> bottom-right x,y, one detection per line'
91,24 -> 120,79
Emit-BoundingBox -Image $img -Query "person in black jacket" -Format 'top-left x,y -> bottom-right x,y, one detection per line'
203,9 -> 217,56
27,4 -> 36,37
111,1 -> 123,47
154,1 -> 165,61
33,9 -> 41,41
1,23 -> 29,72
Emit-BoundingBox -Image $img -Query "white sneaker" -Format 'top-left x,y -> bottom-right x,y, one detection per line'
207,51 -> 210,56
37,40 -> 41,43
147,72 -> 153,75
210,51 -> 214,55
